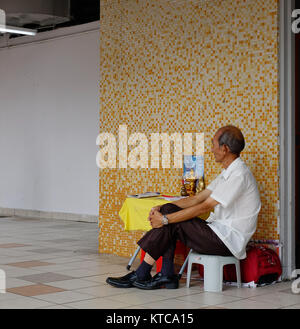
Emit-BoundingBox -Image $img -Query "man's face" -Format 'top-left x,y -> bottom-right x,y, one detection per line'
211,131 -> 226,163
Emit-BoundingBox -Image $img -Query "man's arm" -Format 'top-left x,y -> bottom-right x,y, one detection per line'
148,189 -> 212,217
149,197 -> 218,228
171,189 -> 212,209
167,197 -> 218,224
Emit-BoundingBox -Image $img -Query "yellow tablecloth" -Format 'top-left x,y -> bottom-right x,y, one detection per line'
119,196 -> 211,231
119,197 -> 169,231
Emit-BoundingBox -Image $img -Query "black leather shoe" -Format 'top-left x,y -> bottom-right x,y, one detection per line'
106,271 -> 138,288
132,272 -> 179,290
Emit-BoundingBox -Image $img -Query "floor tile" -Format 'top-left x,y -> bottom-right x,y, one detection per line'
47,279 -> 101,290
0,292 -> 26,301
177,292 -> 243,306
41,256 -> 86,265
145,285 -> 204,298
65,297 -> 132,309
278,288 -> 295,294
83,271 -> 136,284
201,305 -> 228,309
48,224 -> 79,229
106,290 -> 175,306
6,261 -> 54,268
0,264 -> 19,271
73,284 -> 135,298
4,267 -> 46,278
123,305 -> 151,309
28,264 -> 80,272
7,284 -> 65,296
0,296 -> 54,309
281,303 -> 300,309
220,286 -> 273,298
83,274 -> 116,284
258,281 -> 292,292
217,298 -> 280,309
17,272 -> 74,283
0,243 -> 30,248
33,290 -> 95,304
73,249 -> 100,255
58,260 -> 102,269
42,304 -> 75,309
85,264 -> 128,275
247,291 -> 300,308
139,298 -> 208,309
44,238 -> 79,243
9,217 -> 41,222
5,278 -> 38,289
53,268 -> 104,278
26,248 -> 69,254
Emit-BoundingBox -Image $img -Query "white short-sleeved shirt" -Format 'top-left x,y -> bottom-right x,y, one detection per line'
206,157 -> 261,259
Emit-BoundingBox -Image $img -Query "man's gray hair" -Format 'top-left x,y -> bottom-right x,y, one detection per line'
218,125 -> 245,156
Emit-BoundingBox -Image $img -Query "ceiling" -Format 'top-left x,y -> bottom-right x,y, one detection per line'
0,0 -> 99,38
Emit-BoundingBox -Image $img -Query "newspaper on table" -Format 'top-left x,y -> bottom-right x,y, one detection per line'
127,192 -> 160,198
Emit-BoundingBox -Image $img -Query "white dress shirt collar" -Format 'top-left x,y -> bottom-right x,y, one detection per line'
221,157 -> 243,180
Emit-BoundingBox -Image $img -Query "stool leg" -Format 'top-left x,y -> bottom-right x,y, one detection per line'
186,259 -> 193,288
127,246 -> 141,270
179,249 -> 193,279
219,265 -> 224,291
203,257 -> 222,292
235,261 -> 241,288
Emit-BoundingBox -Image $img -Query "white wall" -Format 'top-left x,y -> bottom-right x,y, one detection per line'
0,29 -> 99,216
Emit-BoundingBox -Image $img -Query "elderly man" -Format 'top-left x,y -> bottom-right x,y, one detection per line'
106,125 -> 261,290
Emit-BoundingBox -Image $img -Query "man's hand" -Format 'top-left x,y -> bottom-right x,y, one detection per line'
149,205 -> 161,216
148,210 -> 164,229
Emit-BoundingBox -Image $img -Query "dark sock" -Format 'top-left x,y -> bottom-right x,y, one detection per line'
136,260 -> 153,280
161,257 -> 175,276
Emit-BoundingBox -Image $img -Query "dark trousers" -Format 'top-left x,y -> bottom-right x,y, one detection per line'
137,203 -> 232,261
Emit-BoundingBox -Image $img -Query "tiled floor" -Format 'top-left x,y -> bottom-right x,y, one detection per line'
0,215 -> 299,309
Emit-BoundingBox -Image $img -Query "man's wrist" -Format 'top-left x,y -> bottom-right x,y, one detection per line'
162,214 -> 169,225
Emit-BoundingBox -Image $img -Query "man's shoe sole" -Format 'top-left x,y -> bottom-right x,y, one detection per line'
132,280 -> 179,290
106,278 -> 134,288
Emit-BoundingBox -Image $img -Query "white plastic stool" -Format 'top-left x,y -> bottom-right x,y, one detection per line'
186,252 -> 241,292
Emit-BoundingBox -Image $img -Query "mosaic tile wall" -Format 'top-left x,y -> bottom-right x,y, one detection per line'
99,0 -> 280,257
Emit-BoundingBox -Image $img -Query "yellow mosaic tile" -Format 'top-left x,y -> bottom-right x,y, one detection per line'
99,0 -> 280,258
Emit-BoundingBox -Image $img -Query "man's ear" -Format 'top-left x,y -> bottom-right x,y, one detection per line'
222,144 -> 230,154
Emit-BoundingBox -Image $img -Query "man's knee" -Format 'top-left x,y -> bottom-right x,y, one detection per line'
160,203 -> 182,215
